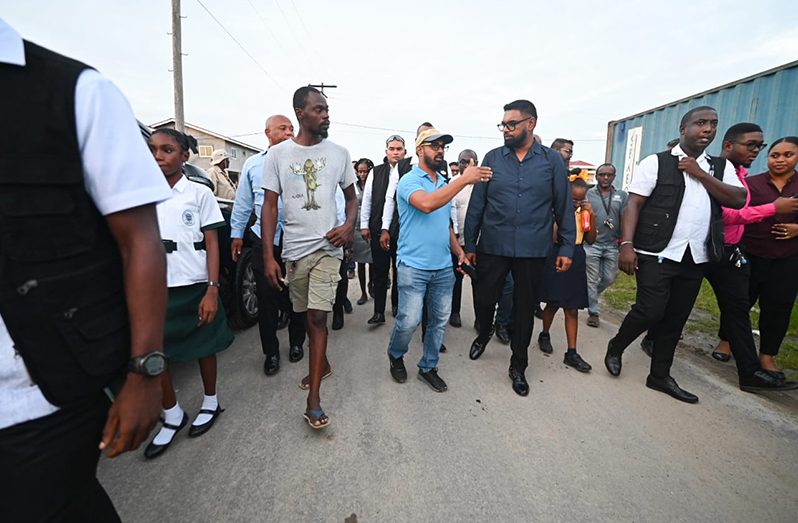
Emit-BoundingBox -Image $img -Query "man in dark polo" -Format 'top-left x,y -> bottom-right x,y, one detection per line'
605,106 -> 747,403
464,99 -> 575,397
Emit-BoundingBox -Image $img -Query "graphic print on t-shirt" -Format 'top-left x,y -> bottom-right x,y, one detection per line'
289,157 -> 326,210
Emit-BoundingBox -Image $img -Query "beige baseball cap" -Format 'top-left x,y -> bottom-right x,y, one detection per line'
415,128 -> 454,149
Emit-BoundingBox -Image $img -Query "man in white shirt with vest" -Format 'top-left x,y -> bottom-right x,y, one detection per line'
604,106 -> 746,403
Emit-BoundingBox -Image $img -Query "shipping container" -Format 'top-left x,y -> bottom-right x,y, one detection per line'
606,60 -> 798,189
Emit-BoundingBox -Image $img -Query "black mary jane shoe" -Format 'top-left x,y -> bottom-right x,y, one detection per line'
144,412 -> 188,459
188,406 -> 224,438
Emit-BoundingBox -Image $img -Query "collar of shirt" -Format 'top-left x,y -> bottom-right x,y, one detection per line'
173,175 -> 189,193
670,143 -> 710,163
0,19 -> 25,66
500,140 -> 544,161
410,165 -> 445,187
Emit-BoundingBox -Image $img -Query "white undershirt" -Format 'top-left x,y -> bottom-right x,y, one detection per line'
0,20 -> 172,429
628,144 -> 742,263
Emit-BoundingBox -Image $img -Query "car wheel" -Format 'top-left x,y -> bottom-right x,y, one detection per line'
229,247 -> 259,330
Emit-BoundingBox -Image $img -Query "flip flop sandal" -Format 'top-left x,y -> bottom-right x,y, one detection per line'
303,409 -> 330,429
298,369 -> 332,390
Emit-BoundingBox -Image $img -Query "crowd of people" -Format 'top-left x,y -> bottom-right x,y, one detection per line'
2,20 -> 798,521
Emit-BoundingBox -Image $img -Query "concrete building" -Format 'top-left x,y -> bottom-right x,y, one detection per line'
150,119 -> 262,182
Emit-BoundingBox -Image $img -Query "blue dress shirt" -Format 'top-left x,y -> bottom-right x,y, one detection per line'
464,142 -> 576,258
230,150 -> 283,245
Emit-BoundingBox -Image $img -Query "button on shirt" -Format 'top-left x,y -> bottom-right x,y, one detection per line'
157,176 -> 226,287
628,144 -> 741,263
396,166 -> 452,270
230,150 -> 284,245
464,142 -> 575,258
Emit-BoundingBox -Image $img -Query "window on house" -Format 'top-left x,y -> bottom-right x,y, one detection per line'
198,145 -> 213,157
231,148 -> 238,159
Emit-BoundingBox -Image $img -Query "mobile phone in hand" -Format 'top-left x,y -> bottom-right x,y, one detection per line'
460,262 -> 477,280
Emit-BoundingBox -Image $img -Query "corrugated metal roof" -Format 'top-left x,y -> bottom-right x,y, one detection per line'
606,60 -> 798,180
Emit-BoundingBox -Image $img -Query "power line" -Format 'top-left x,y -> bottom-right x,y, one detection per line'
195,0 -> 284,91
245,0 -> 286,53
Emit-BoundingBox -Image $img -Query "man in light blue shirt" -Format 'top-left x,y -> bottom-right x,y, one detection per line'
230,114 -> 305,374
386,129 -> 491,392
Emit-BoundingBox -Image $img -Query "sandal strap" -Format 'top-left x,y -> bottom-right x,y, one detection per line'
305,408 -> 326,418
197,407 -> 223,416
162,420 -> 183,431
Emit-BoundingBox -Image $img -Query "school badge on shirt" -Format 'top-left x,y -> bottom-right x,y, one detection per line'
182,209 -> 195,226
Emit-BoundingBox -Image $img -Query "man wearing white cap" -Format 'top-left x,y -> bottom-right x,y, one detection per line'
386,128 -> 491,392
206,149 -> 237,200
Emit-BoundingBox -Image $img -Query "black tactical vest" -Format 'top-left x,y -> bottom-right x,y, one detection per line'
634,151 -> 726,260
0,42 -> 130,406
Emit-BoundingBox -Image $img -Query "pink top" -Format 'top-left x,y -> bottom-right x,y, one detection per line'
722,165 -> 777,245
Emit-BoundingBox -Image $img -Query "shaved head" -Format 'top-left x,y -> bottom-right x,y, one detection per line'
264,114 -> 294,146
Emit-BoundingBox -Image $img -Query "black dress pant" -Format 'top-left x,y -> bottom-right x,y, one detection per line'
370,231 -> 398,315
612,250 -> 704,378
706,246 -> 759,379
0,394 -> 121,523
333,258 -> 349,313
252,235 -> 306,355
748,253 -> 798,356
474,253 -> 546,372
451,251 -> 463,314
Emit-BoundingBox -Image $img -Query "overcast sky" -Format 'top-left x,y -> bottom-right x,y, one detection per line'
4,1 -> 797,165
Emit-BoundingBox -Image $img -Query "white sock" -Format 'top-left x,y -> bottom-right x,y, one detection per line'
153,403 -> 184,445
192,394 -> 219,426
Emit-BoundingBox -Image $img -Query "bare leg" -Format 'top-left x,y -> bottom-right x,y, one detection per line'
160,370 -> 177,409
197,355 -> 217,395
304,309 -> 330,425
564,309 -> 578,348
542,303 -> 559,333
358,263 -> 368,302
714,339 -> 731,356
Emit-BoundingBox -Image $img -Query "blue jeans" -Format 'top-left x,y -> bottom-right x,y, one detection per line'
584,242 -> 619,316
387,262 -> 454,371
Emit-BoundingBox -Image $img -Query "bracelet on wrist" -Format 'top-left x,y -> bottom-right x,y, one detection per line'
208,280 -> 221,288
619,241 -> 633,248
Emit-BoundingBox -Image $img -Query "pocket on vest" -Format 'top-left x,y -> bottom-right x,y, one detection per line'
636,208 -> 672,245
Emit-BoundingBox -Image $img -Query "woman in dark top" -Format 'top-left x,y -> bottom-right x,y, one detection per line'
743,137 -> 798,375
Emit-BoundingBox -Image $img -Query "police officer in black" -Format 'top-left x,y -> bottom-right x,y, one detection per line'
604,106 -> 746,403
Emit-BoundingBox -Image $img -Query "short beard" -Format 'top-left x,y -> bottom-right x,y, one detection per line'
504,129 -> 528,150
318,127 -> 329,139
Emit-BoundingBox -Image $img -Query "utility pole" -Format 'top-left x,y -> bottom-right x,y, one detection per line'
171,0 -> 185,132
309,82 -> 337,97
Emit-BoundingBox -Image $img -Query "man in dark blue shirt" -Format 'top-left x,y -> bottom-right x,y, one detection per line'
464,99 -> 576,397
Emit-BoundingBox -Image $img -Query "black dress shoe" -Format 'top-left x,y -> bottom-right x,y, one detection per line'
711,350 -> 731,362
564,351 -> 592,373
439,344 -> 447,353
646,375 -> 698,404
288,344 -> 304,363
357,295 -> 368,305
332,309 -> 344,330
495,324 -> 511,345
144,412 -> 188,459
740,369 -> 798,392
538,332 -> 553,354
449,312 -> 462,328
508,367 -> 529,397
469,337 -> 489,360
640,336 -> 654,358
276,310 -> 289,330
343,298 -> 353,314
418,368 -> 447,392
389,355 -> 407,383
367,313 -> 386,325
264,354 -> 280,376
188,405 -> 224,438
604,340 -> 623,377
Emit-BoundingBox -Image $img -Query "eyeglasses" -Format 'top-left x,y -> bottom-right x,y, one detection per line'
733,141 -> 767,152
497,116 -> 532,132
386,134 -> 405,145
422,143 -> 449,152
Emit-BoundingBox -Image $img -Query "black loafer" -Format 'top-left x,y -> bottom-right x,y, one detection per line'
495,324 -> 511,345
564,351 -> 592,373
538,332 -> 554,354
144,412 -> 188,459
332,309 -> 344,330
289,344 -> 304,363
264,354 -> 280,376
367,313 -> 386,325
646,375 -> 698,404
449,312 -> 462,328
604,340 -> 623,377
711,350 -> 731,362
389,355 -> 407,383
188,405 -> 224,438
508,367 -> 529,397
469,337 -> 489,360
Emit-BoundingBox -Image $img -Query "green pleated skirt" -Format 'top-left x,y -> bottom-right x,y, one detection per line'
164,283 -> 234,362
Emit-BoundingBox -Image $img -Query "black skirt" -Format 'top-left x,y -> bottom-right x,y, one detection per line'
540,244 -> 588,310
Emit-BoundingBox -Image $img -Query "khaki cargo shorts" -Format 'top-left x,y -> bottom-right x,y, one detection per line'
285,250 -> 341,313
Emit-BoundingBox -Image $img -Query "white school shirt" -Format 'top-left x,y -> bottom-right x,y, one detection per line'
628,144 -> 742,263
157,176 -> 225,287
0,19 -> 172,429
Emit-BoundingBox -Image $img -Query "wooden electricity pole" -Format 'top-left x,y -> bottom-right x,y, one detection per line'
171,0 -> 185,132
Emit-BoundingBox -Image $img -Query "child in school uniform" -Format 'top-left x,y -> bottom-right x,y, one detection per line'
537,177 -> 597,372
143,129 -> 234,459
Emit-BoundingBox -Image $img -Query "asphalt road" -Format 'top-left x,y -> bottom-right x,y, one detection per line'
98,281 -> 798,522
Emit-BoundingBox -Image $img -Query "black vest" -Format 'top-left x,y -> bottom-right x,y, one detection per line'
368,157 -> 412,238
634,151 -> 726,260
0,42 -> 130,406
